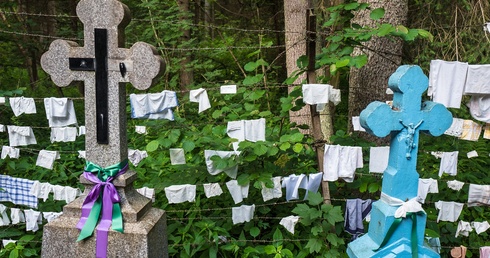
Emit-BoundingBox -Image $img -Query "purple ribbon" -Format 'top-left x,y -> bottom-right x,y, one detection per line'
76,162 -> 128,258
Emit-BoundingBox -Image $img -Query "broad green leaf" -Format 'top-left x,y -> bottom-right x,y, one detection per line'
264,245 -> 276,254
305,238 -> 322,253
9,249 -> 19,258
327,233 -> 339,246
417,29 -> 434,42
279,142 -> 291,151
256,59 -> 269,67
250,227 -> 260,237
370,8 -> 385,20
425,228 -> 440,238
237,173 -> 250,185
290,132 -> 304,142
146,140 -> 159,152
296,55 -> 309,69
292,143 -> 303,153
329,64 -> 337,74
244,61 -> 258,72
377,23 -> 394,36
182,141 -> 195,152
253,144 -> 268,156
396,25 -> 409,34
308,191 -> 324,206
311,225 -> 323,236
267,146 -> 279,156
259,111 -> 272,117
273,228 -> 283,247
168,129 -> 181,143
211,109 -> 222,119
344,2 -> 359,10
335,58 -> 350,68
368,183 -> 379,193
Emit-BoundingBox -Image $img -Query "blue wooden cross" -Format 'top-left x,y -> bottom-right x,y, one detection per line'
360,65 -> 452,201
347,65 -> 452,257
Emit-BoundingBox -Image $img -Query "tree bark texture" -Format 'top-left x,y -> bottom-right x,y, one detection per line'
348,0 -> 407,144
284,0 -> 311,134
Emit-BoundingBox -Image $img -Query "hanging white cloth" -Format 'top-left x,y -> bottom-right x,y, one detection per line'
1,146 -> 20,159
129,90 -> 178,120
204,150 -> 239,178
7,125 -> 37,146
203,183 -> 223,198
444,118 -> 464,137
261,176 -> 282,202
226,180 -> 249,204
281,174 -> 308,201
467,184 -> 490,207
136,187 -> 155,202
369,146 -> 390,173
189,88 -> 211,113
434,201 -> 464,222
417,178 -> 439,203
455,221 -> 472,237
43,98 -> 77,127
135,125 -> 146,134
220,85 -> 237,94
50,127 -> 77,143
472,221 -> 490,234
447,180 -> 464,191
279,215 -> 300,234
468,96 -> 490,123
428,60 -> 468,108
232,204 -> 255,224
463,64 -> 490,94
35,150 -> 60,170
29,181 -> 54,201
24,209 -> 41,232
164,184 -> 196,204
0,204 -> 10,226
169,148 -> 186,165
10,208 -> 25,225
9,97 -> 36,116
128,149 -> 148,166
43,211 -> 63,223
438,151 -> 459,177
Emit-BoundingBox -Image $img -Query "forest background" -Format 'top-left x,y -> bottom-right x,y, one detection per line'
0,0 -> 489,257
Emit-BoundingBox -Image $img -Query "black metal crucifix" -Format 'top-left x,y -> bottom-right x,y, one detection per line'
69,29 -> 109,144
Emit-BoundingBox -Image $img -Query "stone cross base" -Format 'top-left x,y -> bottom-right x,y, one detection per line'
347,201 -> 439,257
41,171 -> 168,258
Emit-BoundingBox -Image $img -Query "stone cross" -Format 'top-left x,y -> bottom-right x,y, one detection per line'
40,0 -> 167,257
41,0 -> 163,167
347,65 -> 452,257
359,65 -> 452,201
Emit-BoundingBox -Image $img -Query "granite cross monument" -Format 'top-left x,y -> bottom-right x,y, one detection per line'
347,65 -> 452,257
40,0 -> 167,257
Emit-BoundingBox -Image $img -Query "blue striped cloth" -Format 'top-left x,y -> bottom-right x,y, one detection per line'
0,175 -> 37,208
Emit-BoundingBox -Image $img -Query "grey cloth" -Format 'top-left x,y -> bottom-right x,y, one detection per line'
344,199 -> 372,239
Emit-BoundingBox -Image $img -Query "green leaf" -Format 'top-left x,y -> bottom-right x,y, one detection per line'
9,249 -> 18,258
305,238 -> 323,253
253,144 -> 268,156
264,245 -> 276,255
182,141 -> 195,152
296,55 -> 309,69
370,8 -> 385,20
327,233 -> 339,246
247,89 -> 266,101
368,183 -> 379,193
279,142 -> 291,151
395,25 -> 408,34
258,111 -> 272,117
377,23 -> 394,36
335,58 -> 350,68
237,173 -> 250,186
307,191 -> 324,206
250,227 -> 260,237
292,143 -> 303,153
212,109 -> 222,119
417,29 -> 434,42
244,61 -> 258,72
146,140 -> 159,152
425,229 -> 440,238
19,235 -> 35,242
289,132 -> 304,142
168,129 -> 181,143
344,2 -> 359,10
329,64 -> 337,74
311,225 -> 323,236
256,59 -> 269,67
273,228 -> 283,247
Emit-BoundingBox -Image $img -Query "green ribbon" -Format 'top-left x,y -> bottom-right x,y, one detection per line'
374,212 -> 421,258
76,159 -> 128,242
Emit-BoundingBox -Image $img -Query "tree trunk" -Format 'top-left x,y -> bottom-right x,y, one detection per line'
348,0 -> 407,144
177,0 -> 193,91
284,0 -> 311,134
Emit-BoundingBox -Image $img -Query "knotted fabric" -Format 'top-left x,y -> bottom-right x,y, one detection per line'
374,193 -> 425,258
76,159 -> 128,258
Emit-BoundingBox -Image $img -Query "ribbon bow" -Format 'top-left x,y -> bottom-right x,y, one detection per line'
374,193 -> 425,258
76,160 -> 128,258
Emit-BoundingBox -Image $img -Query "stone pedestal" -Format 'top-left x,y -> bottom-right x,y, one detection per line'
41,171 -> 168,258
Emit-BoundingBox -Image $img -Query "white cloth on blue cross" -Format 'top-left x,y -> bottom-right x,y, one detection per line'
189,88 -> 211,113
232,204 -> 255,224
7,125 -> 37,146
130,90 -> 178,120
43,98 -> 77,127
0,175 -> 37,208
1,146 -> 19,159
9,97 -> 36,116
